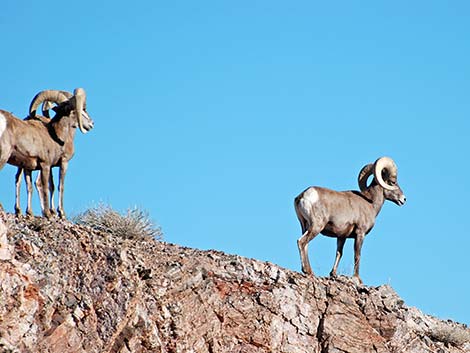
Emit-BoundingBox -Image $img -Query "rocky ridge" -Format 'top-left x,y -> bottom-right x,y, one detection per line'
0,212 -> 469,352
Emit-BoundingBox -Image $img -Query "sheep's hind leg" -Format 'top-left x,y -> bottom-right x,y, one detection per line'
0,155 -> 9,211
14,168 -> 23,216
297,226 -> 321,276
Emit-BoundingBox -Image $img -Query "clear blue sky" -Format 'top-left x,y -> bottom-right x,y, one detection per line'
1,2 -> 469,324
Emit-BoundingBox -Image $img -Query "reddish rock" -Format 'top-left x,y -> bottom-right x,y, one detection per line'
0,212 -> 469,352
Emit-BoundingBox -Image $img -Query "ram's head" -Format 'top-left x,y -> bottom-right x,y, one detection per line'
29,88 -> 94,133
357,156 -> 406,206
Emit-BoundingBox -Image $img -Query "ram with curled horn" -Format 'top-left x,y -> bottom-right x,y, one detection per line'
294,156 -> 406,283
0,88 -> 94,218
14,91 -> 70,217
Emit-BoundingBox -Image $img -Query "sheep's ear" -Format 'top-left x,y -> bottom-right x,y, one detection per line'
53,120 -> 69,144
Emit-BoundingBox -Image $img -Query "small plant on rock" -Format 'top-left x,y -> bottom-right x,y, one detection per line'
73,204 -> 162,240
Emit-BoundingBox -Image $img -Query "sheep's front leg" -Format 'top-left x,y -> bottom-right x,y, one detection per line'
35,171 -> 44,214
49,169 -> 56,215
14,168 -> 23,216
330,237 -> 346,278
40,167 -> 52,218
24,170 -> 34,216
353,232 -> 365,283
57,161 -> 68,219
297,226 -> 320,276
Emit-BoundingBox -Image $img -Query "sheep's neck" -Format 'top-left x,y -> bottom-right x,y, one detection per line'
364,184 -> 385,216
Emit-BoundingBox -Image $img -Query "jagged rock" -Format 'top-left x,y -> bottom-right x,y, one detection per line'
0,212 -> 469,352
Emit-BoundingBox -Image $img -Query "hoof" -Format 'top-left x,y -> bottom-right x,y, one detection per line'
352,275 -> 363,286
57,209 -> 66,219
301,269 -> 315,278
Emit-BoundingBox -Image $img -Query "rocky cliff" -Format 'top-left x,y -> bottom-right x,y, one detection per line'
0,212 -> 469,353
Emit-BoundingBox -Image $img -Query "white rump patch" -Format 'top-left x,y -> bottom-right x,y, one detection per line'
297,187 -> 319,219
0,112 -> 6,138
303,188 -> 319,204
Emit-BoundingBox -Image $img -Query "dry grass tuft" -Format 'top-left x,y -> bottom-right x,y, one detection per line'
73,204 -> 162,240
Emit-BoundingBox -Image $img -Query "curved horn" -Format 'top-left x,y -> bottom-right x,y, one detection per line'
73,88 -> 86,133
357,163 -> 374,192
41,100 -> 55,118
59,90 -> 73,99
374,157 -> 399,191
29,90 -> 72,116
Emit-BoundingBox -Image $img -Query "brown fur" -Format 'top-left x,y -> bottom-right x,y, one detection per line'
0,95 -> 93,218
294,172 -> 405,283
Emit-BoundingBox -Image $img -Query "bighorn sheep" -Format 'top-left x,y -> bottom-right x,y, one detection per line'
294,157 -> 406,283
0,88 -> 94,218
14,95 -> 72,217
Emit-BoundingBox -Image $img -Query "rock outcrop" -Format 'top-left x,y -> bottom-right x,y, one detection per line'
0,212 -> 469,352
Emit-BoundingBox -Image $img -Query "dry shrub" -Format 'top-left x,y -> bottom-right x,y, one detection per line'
428,323 -> 470,347
73,204 -> 162,240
